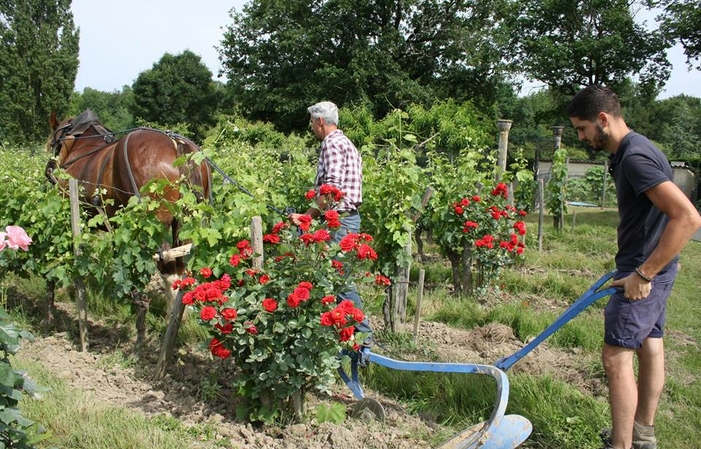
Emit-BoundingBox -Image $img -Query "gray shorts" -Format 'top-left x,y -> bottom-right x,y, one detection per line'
604,265 -> 678,349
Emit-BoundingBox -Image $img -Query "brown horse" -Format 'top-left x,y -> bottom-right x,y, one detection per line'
45,108 -> 212,346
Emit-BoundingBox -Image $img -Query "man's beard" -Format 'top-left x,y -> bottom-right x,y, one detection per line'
589,124 -> 608,151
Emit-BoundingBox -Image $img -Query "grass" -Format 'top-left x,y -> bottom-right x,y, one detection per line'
5,206 -> 701,449
12,358 -> 232,449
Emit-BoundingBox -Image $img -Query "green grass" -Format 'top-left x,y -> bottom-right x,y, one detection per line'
12,358 -> 233,449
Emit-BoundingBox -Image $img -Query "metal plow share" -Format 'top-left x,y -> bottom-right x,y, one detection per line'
339,271 -> 618,449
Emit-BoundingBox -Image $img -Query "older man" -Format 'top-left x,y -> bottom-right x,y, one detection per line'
290,101 -> 373,355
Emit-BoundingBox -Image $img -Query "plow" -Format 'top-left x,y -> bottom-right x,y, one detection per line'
339,271 -> 619,449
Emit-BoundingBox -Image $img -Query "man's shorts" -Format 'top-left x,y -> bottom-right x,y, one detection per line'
604,264 -> 678,349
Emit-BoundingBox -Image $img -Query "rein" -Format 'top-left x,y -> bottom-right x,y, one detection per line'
204,156 -> 293,216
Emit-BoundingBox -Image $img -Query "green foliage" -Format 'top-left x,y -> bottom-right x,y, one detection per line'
512,0 -> 670,95
0,0 -> 79,145
655,0 -> 701,70
219,0 -> 515,132
68,87 -> 135,131
546,146 -> 569,231
131,50 -> 219,142
315,403 -> 346,424
0,250 -> 50,448
566,166 -> 617,207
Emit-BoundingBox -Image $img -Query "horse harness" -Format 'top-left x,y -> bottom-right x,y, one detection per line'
46,117 -> 190,206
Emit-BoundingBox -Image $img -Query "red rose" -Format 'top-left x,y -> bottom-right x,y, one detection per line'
259,274 -> 270,284
262,298 -> 278,312
305,189 -> 316,200
321,295 -> 336,305
221,308 -> 238,321
229,254 -> 241,267
263,233 -> 281,244
199,267 -> 213,278
339,326 -> 355,342
287,293 -> 302,308
200,306 -> 217,321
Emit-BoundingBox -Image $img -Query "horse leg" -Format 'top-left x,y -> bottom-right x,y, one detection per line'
42,279 -> 56,333
132,289 -> 150,351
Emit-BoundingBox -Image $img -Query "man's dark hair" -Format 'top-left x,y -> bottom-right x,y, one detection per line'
566,85 -> 622,121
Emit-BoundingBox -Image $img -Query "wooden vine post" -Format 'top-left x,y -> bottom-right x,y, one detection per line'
69,179 -> 89,352
154,243 -> 192,379
389,188 -> 434,332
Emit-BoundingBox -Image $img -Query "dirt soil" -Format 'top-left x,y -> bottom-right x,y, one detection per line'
15,289 -> 605,449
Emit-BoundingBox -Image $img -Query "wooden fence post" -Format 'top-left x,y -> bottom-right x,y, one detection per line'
69,179 -> 88,352
538,178 -> 545,252
412,269 -> 425,346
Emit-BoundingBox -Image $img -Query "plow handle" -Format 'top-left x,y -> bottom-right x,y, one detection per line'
495,271 -> 618,371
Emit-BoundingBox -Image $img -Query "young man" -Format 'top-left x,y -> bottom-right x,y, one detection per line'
567,85 -> 701,449
290,101 -> 373,355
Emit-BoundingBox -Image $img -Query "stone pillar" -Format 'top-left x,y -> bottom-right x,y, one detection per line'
552,126 -> 564,150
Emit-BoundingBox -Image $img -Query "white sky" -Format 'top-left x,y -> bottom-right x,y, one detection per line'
72,0 -> 700,100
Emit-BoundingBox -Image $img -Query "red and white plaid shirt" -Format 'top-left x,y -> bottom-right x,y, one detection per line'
314,129 -> 362,212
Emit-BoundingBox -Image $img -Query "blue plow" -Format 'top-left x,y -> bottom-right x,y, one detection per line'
339,271 -> 619,449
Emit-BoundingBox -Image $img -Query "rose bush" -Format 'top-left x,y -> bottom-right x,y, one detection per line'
175,186 -> 387,422
433,182 -> 527,295
0,225 -> 50,449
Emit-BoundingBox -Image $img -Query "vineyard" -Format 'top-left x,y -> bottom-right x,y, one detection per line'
1,109 -> 701,449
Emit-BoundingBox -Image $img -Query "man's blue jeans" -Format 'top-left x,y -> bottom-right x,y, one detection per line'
333,213 -> 373,345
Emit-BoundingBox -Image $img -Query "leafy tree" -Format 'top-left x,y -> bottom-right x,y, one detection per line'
0,0 -> 79,145
645,95 -> 701,160
68,86 -> 135,131
652,0 -> 701,69
511,0 -> 671,97
130,50 -> 219,142
219,0 -> 515,133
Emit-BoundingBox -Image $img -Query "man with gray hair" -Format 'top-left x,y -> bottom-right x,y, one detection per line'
290,101 -> 373,361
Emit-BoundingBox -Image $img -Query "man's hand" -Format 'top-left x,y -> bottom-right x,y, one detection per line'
289,212 -> 304,226
611,272 -> 652,300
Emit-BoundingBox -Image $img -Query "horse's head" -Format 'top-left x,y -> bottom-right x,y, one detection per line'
46,109 -> 113,163
47,111 -> 76,163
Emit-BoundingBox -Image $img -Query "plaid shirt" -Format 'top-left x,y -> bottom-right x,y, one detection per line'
314,129 -> 362,211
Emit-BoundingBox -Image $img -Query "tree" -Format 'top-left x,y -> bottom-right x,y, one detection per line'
0,0 -> 79,145
69,86 -> 135,131
511,0 -> 671,97
652,0 -> 701,69
218,0 -> 514,132
130,50 -> 219,142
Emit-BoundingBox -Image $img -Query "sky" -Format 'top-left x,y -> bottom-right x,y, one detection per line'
72,0 -> 700,100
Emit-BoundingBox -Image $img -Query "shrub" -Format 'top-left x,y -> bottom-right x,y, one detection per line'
177,187 -> 386,422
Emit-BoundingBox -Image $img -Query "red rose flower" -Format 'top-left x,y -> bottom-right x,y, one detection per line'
199,267 -> 213,278
262,298 -> 278,312
221,308 -> 238,321
200,306 -> 217,321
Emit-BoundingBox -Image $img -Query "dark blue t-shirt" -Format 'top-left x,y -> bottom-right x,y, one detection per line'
609,132 -> 677,272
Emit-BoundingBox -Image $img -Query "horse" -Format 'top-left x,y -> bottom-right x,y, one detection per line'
44,108 -> 212,347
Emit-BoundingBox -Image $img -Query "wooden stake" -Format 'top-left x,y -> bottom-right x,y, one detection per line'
69,179 -> 88,352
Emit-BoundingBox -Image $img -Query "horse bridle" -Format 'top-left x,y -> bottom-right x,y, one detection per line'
49,122 -> 74,157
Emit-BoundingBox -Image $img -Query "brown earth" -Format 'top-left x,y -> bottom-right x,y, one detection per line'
14,286 -> 605,449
